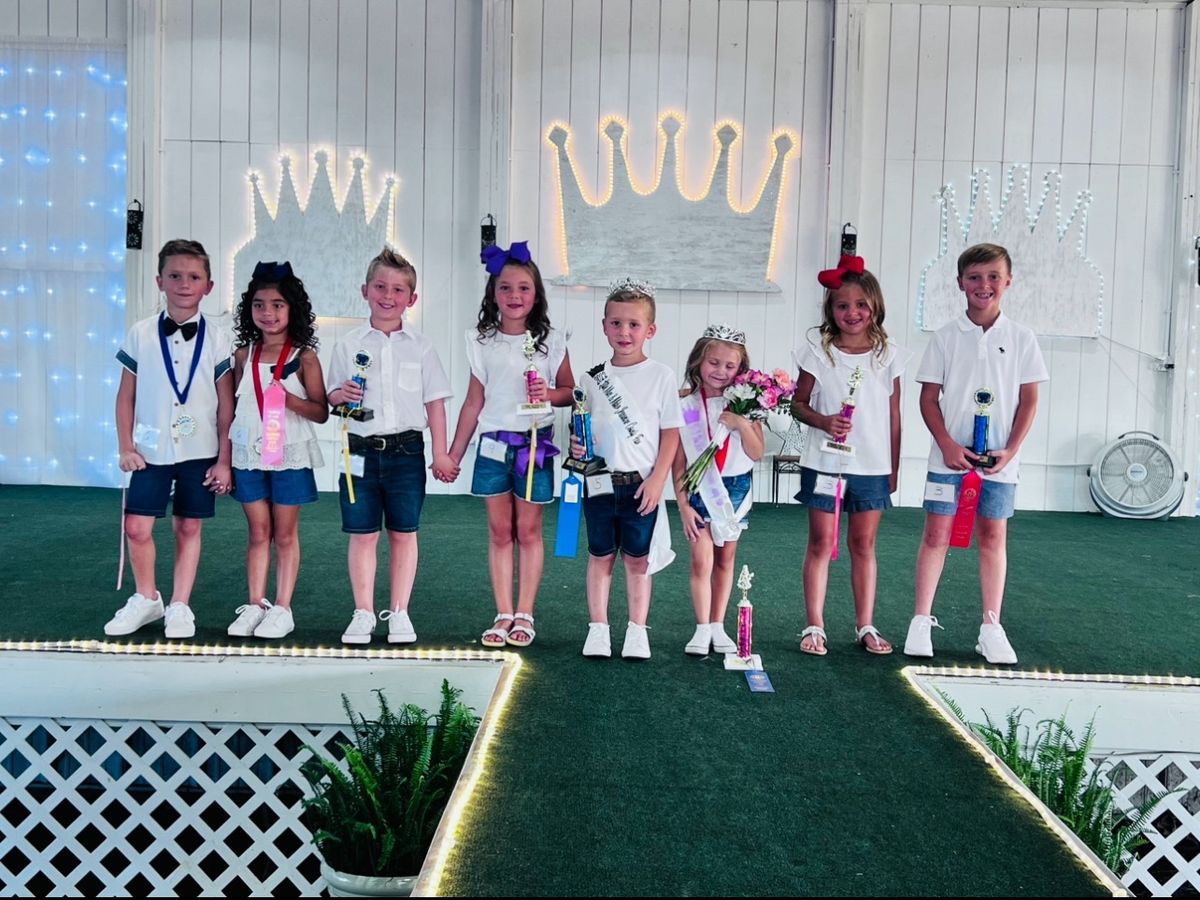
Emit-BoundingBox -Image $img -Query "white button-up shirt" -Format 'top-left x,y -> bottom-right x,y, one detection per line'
326,323 -> 453,436
116,312 -> 233,465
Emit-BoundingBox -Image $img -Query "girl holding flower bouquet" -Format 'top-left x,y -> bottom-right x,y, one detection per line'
791,257 -> 904,656
672,325 -> 767,656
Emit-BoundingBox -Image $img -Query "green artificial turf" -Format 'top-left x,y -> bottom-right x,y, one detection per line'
2,484 -> 1196,895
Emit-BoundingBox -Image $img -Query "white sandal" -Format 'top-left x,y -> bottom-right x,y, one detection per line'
855,624 -> 893,655
481,614 -> 514,648
506,612 -> 536,647
799,625 -> 828,656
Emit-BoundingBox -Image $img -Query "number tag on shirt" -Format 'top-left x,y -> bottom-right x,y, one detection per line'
585,473 -> 614,497
563,480 -> 581,504
133,423 -> 159,451
480,436 -> 508,463
925,480 -> 956,503
342,453 -> 366,478
813,474 -> 840,496
230,424 -> 249,446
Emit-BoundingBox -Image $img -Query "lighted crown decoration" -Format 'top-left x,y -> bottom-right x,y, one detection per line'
232,151 -> 396,319
917,165 -> 1104,337
547,115 -> 798,293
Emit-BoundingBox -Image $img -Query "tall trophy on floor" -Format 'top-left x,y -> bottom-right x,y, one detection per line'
332,350 -> 375,421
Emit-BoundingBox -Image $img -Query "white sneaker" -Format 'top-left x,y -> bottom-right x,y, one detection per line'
710,623 -> 738,654
903,614 -> 943,658
227,601 -> 270,637
622,622 -> 651,660
684,623 -> 712,656
163,602 -> 196,639
104,592 -> 164,636
976,612 -> 1017,665
341,609 -> 377,645
582,622 -> 611,658
379,609 -> 416,644
254,605 -> 295,640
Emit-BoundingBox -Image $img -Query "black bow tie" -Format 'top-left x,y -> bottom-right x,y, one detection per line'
162,318 -> 199,341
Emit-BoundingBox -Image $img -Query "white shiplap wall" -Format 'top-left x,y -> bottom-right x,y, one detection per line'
509,0 -> 834,505
854,1 -> 1188,511
151,0 -> 483,493
0,0 -> 124,39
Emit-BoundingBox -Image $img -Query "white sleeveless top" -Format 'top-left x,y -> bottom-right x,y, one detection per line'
231,344 -> 324,471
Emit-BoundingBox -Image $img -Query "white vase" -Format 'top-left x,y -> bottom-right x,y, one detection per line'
321,863 -> 417,898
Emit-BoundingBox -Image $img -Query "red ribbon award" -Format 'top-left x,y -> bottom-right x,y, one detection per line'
949,469 -> 982,548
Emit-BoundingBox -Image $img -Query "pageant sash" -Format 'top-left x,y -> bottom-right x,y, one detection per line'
680,393 -> 750,547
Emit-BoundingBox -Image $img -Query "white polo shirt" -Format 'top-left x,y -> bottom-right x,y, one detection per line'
794,338 -> 906,477
916,312 -> 1048,484
326,322 -> 453,436
466,326 -> 568,432
116,312 -> 233,465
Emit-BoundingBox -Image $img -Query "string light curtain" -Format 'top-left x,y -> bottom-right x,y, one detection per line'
0,40 -> 127,487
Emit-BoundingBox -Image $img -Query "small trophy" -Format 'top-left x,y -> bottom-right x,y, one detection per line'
967,388 -> 998,468
332,350 -> 375,421
562,387 -> 607,477
822,366 -> 863,456
516,331 -> 552,417
724,565 -> 763,671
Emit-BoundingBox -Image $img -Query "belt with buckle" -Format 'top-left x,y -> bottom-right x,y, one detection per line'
348,431 -> 422,454
609,471 -> 644,486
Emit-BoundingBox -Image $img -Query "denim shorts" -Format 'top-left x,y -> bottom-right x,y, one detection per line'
688,471 -> 753,525
470,427 -> 555,505
584,482 -> 657,558
339,433 -> 426,534
795,467 -> 892,514
233,467 -> 318,506
923,471 -> 1016,520
125,458 -> 218,519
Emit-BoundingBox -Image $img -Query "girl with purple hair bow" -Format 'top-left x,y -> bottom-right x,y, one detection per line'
438,242 -> 576,648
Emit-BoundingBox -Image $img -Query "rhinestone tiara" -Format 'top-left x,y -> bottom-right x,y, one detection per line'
702,323 -> 747,345
606,275 -> 656,300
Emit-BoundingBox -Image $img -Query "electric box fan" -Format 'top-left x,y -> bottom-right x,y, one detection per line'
1088,431 -> 1188,519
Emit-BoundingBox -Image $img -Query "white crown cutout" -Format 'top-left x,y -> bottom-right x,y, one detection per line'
546,115 -> 798,293
917,165 -> 1104,337
232,151 -> 396,319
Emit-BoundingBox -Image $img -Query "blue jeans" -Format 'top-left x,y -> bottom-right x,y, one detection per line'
795,467 -> 892,513
922,471 -> 1016,519
688,471 -> 753,524
339,434 -> 426,533
470,427 -> 556,504
233,467 -> 318,506
125,458 -> 217,519
584,482 -> 657,558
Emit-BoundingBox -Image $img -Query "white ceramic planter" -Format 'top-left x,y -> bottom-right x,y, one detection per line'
321,863 -> 417,898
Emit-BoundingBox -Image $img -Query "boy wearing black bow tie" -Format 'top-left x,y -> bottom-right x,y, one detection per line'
104,239 -> 235,640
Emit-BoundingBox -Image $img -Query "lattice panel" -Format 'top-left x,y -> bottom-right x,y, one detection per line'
1104,752 -> 1200,897
0,716 -> 353,897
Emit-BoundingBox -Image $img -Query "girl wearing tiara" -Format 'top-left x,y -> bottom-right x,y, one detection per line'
226,262 -> 327,640
791,255 -> 904,656
672,325 -> 763,656
438,242 -> 574,648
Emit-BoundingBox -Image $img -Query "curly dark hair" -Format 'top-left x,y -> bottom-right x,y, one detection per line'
234,269 -> 318,351
475,258 -> 551,353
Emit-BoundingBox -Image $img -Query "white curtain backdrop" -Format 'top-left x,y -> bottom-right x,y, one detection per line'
0,39 -> 126,487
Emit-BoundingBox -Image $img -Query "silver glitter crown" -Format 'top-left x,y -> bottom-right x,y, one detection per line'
702,323 -> 747,345
607,275 -> 656,300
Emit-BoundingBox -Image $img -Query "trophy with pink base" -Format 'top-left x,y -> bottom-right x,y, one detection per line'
822,365 -> 863,457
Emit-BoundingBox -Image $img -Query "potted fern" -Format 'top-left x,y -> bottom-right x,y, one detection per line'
300,680 -> 480,897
